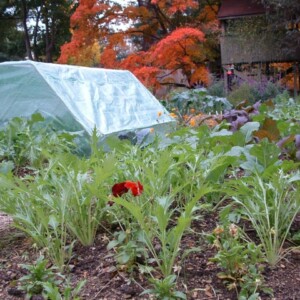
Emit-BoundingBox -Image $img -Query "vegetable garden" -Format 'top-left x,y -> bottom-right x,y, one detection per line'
0,90 -> 300,300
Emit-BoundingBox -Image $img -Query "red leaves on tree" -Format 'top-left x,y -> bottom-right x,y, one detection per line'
58,0 -> 109,66
151,0 -> 198,15
151,27 -> 205,66
58,0 -> 220,89
100,48 -> 119,69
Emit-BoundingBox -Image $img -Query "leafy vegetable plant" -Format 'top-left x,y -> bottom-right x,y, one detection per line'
0,114 -> 75,170
208,224 -> 271,299
19,255 -> 64,298
112,181 -> 212,299
19,255 -> 85,300
226,169 -> 300,266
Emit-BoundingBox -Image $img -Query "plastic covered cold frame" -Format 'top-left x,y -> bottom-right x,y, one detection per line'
0,61 -> 175,142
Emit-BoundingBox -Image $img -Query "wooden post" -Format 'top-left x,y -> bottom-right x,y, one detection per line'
266,62 -> 270,80
224,66 -> 228,95
298,62 -> 300,97
294,62 -> 298,98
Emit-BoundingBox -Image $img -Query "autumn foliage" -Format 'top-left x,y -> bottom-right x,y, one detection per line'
58,0 -> 221,89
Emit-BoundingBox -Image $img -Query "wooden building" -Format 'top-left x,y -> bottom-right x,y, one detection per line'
218,0 -> 300,96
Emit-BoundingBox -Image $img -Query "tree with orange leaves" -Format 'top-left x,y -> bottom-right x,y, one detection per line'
58,0 -> 221,89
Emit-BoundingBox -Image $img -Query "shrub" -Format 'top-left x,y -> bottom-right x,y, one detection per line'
207,79 -> 226,97
227,83 -> 256,106
228,79 -> 284,106
163,88 -> 232,119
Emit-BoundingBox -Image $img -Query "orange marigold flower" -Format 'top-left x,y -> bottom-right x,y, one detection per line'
149,128 -> 154,133
190,119 -> 196,127
157,111 -> 163,117
206,119 -> 218,127
169,112 -> 178,118
190,108 -> 195,114
213,226 -> 224,235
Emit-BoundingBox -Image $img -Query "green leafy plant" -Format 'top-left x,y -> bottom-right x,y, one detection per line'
0,171 -> 73,269
290,231 -> 300,245
0,114 -> 75,170
227,80 -> 283,106
19,255 -> 64,298
112,184 -> 212,299
0,142 -> 117,268
239,138 -> 281,174
114,189 -> 210,277
56,154 -> 117,246
227,83 -> 256,106
42,279 -> 86,300
163,88 -> 232,119
208,224 -> 271,299
18,255 -> 85,300
141,275 -> 186,300
107,229 -> 147,271
207,78 -> 226,97
226,170 -> 300,266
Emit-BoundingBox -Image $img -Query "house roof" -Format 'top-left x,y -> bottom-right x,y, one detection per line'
218,0 -> 266,20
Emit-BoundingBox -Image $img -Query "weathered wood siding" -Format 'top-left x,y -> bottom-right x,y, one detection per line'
220,24 -> 300,65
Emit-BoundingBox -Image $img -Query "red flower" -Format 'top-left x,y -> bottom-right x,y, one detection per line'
112,182 -> 129,197
111,181 -> 144,198
124,181 -> 144,197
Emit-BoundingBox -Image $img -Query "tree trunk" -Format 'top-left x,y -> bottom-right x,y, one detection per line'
44,6 -> 53,63
32,2 -> 44,61
21,0 -> 33,60
294,62 -> 298,98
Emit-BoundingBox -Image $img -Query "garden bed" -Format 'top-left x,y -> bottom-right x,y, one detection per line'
1,212 -> 300,300
1,97 -> 300,300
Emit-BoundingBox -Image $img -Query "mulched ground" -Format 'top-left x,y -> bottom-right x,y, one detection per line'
1,211 -> 300,300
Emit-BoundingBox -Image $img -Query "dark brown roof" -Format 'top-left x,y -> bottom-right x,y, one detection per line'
218,0 -> 266,20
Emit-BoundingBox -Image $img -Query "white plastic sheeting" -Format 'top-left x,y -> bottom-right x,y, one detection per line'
0,61 -> 175,138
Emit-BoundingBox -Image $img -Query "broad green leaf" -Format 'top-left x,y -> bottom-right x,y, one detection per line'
239,121 -> 260,143
0,160 -> 14,174
117,252 -> 131,264
173,291 -> 187,299
288,172 -> 300,183
107,240 -> 119,250
112,198 -> 144,225
210,129 -> 233,137
48,215 -> 59,230
117,231 -> 127,243
30,113 -> 45,124
205,156 -> 236,182
226,144 -> 253,157
249,139 -> 281,169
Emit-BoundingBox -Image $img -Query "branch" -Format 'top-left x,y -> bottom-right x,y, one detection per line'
0,16 -> 22,20
159,82 -> 191,88
203,0 -> 220,14
152,5 -> 173,33
156,67 -> 183,79
125,29 -> 160,41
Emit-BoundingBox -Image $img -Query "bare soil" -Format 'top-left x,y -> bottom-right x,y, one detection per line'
1,212 -> 300,300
